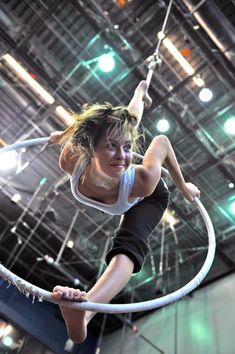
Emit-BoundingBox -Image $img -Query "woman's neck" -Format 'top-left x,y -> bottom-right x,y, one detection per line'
83,164 -> 119,190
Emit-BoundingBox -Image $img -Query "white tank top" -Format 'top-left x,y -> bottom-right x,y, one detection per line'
70,163 -> 142,215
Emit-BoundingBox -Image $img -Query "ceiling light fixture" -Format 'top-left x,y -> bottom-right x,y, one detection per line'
199,87 -> 213,102
158,32 -> 205,87
98,53 -> 115,72
224,117 -> 235,135
230,200 -> 235,215
156,118 -> 170,133
67,240 -> 74,248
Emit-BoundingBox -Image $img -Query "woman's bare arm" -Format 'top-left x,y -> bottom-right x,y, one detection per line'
49,123 -> 76,145
133,135 -> 200,202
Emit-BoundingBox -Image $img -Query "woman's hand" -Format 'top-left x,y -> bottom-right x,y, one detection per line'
48,131 -> 63,145
181,182 -> 201,203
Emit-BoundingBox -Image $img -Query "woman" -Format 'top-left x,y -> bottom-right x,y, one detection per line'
50,81 -> 200,343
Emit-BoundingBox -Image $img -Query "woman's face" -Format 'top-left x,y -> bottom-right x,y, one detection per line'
91,131 -> 133,179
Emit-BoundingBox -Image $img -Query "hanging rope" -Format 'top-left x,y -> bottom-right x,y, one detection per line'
146,0 -> 174,86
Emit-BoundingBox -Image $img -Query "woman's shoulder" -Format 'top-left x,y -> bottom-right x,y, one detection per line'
130,164 -> 155,197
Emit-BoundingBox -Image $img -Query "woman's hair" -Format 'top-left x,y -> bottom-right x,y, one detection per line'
61,102 -> 141,165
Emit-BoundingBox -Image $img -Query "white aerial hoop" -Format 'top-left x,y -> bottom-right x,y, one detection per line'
0,138 -> 216,313
0,0 -> 216,313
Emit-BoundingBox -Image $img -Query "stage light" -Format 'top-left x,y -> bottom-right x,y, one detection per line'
67,240 -> 74,248
2,336 -> 13,347
224,117 -> 235,135
98,53 -> 115,72
199,87 -> 213,102
156,118 -> 170,133
230,201 -> 235,215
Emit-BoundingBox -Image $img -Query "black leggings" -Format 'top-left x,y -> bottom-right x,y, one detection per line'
106,178 -> 170,273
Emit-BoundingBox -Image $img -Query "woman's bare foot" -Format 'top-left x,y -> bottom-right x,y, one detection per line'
52,286 -> 88,343
136,80 -> 152,109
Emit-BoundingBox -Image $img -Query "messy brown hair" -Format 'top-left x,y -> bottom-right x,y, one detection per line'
60,102 -> 141,166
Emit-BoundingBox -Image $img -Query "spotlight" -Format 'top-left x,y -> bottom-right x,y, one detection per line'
2,336 -> 13,347
98,53 -> 115,72
67,240 -> 74,248
199,87 -> 213,102
230,201 -> 235,215
156,118 -> 170,133
224,117 -> 235,135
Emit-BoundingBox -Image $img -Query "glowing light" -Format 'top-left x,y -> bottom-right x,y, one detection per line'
2,336 -> 13,347
199,88 -> 213,102
0,325 -> 12,337
181,48 -> 191,57
230,201 -> 235,215
98,54 -> 115,72
228,183 -> 234,189
55,106 -> 75,125
116,0 -> 126,7
156,118 -> 170,133
194,77 -> 205,87
73,278 -> 80,286
0,151 -> 18,171
67,240 -> 74,248
11,194 -> 21,203
161,209 -> 179,226
224,117 -> 235,135
44,255 -> 54,264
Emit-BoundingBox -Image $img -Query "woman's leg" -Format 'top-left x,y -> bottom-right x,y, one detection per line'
52,180 -> 169,343
52,254 -> 134,343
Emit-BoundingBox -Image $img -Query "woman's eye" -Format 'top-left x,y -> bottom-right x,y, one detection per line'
107,143 -> 115,149
124,144 -> 132,151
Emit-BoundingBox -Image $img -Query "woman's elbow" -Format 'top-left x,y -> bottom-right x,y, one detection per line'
153,134 -> 170,146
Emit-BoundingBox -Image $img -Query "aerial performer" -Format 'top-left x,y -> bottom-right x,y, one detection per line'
49,80 -> 200,343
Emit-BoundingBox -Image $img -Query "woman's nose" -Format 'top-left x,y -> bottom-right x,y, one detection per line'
115,147 -> 125,159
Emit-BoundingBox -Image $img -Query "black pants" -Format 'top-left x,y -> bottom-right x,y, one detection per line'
106,178 -> 170,273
